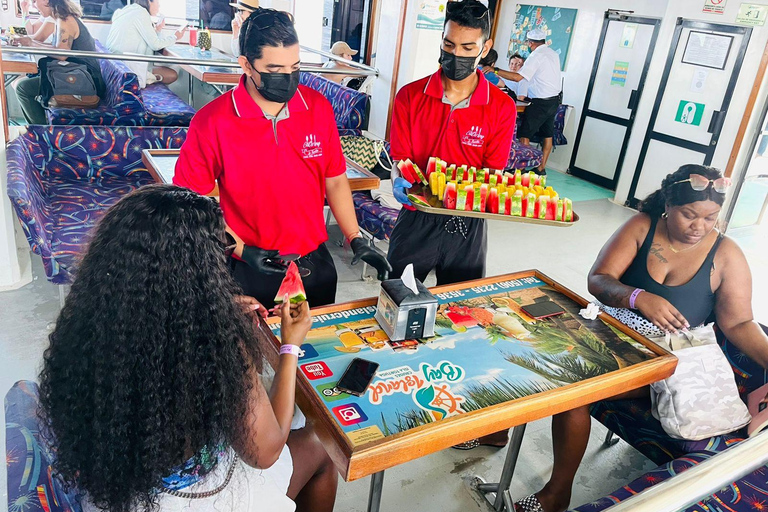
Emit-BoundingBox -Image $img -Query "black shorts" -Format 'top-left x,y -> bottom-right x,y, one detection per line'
518,97 -> 560,140
229,243 -> 338,309
387,208 -> 487,286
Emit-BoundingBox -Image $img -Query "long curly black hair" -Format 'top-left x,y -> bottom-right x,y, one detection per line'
639,164 -> 725,218
39,184 -> 262,512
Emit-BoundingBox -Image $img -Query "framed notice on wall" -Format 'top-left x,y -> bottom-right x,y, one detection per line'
681,31 -> 734,69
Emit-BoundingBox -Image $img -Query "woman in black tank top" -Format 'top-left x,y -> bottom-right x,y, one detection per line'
515,165 -> 768,512
11,0 -> 105,125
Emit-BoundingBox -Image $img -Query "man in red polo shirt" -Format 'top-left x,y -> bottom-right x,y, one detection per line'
174,8 -> 389,309
388,0 -> 516,285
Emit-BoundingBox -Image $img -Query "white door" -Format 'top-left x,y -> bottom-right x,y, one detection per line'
569,14 -> 661,190
627,19 -> 752,206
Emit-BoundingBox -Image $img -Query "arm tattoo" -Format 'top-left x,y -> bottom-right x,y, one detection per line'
649,243 -> 668,263
595,289 -> 630,308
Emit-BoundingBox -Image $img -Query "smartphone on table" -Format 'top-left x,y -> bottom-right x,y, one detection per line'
521,300 -> 565,320
336,358 -> 379,397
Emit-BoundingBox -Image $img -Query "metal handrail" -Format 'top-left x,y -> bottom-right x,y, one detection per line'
299,44 -> 378,74
1,46 -> 377,76
604,429 -> 768,512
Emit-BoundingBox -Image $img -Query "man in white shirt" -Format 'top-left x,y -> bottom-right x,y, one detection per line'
497,28 -> 561,174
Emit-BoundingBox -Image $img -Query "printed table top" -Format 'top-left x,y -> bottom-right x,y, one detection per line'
261,270 -> 677,481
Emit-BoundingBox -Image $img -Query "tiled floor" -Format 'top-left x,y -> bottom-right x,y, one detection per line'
2,171 -> 764,510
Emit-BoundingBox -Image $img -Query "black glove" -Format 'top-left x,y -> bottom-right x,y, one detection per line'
241,245 -> 289,275
350,237 -> 392,281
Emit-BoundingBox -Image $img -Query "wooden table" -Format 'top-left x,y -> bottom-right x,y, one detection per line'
141,149 -> 381,191
261,271 -> 677,511
1,51 -> 37,75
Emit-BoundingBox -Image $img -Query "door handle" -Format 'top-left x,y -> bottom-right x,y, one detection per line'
708,110 -> 726,135
627,89 -> 639,111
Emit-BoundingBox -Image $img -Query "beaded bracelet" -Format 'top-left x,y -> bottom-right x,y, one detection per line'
629,288 -> 644,310
280,344 -> 301,357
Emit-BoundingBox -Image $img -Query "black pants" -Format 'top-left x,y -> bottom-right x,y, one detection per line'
230,243 -> 338,309
518,96 -> 560,140
387,209 -> 487,286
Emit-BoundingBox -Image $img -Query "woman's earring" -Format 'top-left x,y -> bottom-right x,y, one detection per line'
661,212 -> 669,219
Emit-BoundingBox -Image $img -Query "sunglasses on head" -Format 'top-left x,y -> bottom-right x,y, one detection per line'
671,174 -> 731,194
446,0 -> 490,21
242,7 -> 295,51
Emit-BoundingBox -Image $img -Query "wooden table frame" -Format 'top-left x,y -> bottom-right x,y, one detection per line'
141,149 -> 380,192
259,270 -> 677,510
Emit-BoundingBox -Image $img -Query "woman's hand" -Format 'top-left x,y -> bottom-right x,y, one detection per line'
21,0 -> 31,17
279,300 -> 311,347
174,25 -> 187,40
234,294 -> 267,320
231,15 -> 242,37
635,291 -> 690,332
11,35 -> 33,46
155,19 -> 166,32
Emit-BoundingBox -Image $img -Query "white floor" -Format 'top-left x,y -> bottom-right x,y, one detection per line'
2,195 -> 764,511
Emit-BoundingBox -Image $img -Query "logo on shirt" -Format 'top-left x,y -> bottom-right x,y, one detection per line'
302,134 -> 323,159
461,125 -> 485,148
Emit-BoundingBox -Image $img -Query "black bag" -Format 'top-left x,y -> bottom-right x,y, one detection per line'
37,57 -> 101,108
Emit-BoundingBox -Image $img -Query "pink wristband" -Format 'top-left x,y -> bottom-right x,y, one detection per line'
629,288 -> 644,309
280,344 -> 301,357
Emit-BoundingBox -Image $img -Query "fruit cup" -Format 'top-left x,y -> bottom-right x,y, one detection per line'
443,181 -> 457,209
555,198 -> 564,221
564,198 -> 573,222
465,185 -> 475,211
511,190 -> 523,216
488,187 -> 499,214
456,186 -> 468,210
537,195 -> 549,220
525,192 -> 536,217
478,184 -> 488,212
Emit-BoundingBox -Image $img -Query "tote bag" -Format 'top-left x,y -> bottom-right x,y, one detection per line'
649,325 -> 751,440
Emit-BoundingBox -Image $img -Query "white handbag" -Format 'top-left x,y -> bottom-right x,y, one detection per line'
649,325 -> 751,441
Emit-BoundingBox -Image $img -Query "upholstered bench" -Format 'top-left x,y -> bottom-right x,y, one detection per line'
6,125 -> 187,284
299,72 -> 369,133
46,41 -> 145,126
140,83 -> 196,126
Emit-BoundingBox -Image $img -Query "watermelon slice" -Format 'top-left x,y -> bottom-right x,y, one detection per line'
478,184 -> 488,212
397,159 -> 418,184
465,186 -> 475,211
443,182 -> 457,209
488,187 -> 499,214
413,164 -> 428,185
274,261 -> 307,304
407,194 -> 431,207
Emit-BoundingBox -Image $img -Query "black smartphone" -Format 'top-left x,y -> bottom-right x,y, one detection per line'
336,358 -> 379,397
521,301 -> 566,320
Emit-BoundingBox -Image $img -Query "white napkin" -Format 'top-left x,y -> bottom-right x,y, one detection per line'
401,263 -> 419,295
579,302 -> 600,320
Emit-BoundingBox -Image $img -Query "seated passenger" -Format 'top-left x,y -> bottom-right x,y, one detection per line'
503,53 -> 528,101
20,0 -> 55,44
229,0 -> 259,56
514,164 -> 768,512
11,0 -> 105,124
479,48 -> 503,87
322,40 -> 357,84
106,0 -> 187,88
39,185 -> 338,512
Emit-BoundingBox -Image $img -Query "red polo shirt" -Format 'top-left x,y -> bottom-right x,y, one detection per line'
390,69 -> 516,171
174,75 -> 346,256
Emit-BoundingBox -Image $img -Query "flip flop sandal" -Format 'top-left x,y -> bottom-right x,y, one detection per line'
515,494 -> 544,512
452,438 -> 480,450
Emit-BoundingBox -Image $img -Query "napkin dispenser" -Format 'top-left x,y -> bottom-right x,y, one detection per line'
375,271 -> 437,342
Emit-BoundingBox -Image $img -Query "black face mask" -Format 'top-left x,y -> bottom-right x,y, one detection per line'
250,69 -> 300,103
439,48 -> 482,81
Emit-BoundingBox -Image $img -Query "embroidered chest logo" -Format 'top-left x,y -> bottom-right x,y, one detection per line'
302,134 -> 323,159
461,125 -> 485,148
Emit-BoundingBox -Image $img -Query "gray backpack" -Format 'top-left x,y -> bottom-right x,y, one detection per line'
38,57 -> 100,109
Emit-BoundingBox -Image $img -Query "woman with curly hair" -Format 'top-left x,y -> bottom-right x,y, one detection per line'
39,184 -> 337,512
513,165 -> 768,512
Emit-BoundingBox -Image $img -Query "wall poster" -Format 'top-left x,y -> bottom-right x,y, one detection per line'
507,5 -> 578,71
